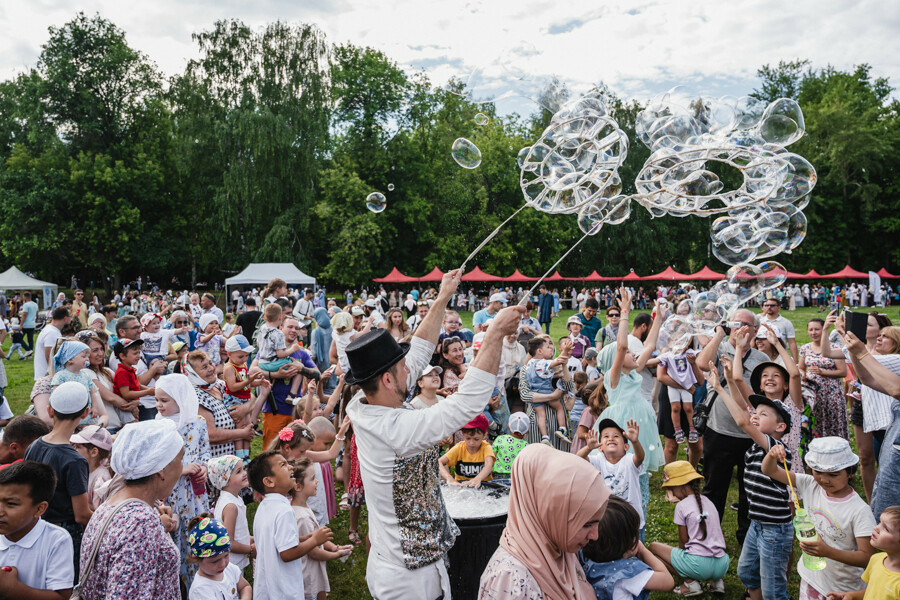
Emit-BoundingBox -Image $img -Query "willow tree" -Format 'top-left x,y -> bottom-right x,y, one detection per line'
180,19 -> 331,272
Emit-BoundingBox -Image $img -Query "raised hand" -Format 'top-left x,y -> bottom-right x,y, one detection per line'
624,419 -> 640,443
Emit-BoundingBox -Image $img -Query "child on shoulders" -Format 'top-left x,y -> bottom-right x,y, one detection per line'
580,496 -> 673,600
649,461 -> 730,595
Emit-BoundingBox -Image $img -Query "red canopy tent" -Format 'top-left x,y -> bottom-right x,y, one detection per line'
504,269 -> 537,282
461,266 -> 504,282
621,271 -> 643,282
820,265 -> 869,279
373,267 -> 419,283
785,270 -> 810,280
541,271 -> 566,282
583,270 -> 612,282
642,266 -> 688,281
877,268 -> 900,279
417,267 -> 445,282
684,266 -> 724,281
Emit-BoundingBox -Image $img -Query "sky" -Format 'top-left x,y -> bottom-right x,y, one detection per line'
2,0 -> 898,112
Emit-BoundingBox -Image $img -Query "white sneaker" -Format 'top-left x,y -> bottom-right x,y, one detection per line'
554,428 -> 572,444
540,436 -> 552,446
709,579 -> 725,595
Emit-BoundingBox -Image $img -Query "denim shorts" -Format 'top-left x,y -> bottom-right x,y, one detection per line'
737,520 -> 793,600
224,394 -> 249,410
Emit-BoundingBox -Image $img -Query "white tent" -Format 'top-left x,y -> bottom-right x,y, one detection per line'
224,263 -> 316,298
0,266 -> 59,309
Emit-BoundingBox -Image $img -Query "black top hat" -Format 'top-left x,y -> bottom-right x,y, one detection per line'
749,394 -> 793,428
344,328 -> 410,385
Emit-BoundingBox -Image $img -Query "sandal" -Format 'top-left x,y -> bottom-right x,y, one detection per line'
348,530 -> 362,545
339,493 -> 350,510
688,429 -> 699,443
674,428 -> 685,444
673,580 -> 703,597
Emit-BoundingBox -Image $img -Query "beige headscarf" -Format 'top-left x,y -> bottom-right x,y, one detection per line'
500,444 -> 610,599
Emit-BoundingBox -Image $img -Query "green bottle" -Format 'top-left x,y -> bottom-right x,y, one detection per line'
794,508 -> 826,570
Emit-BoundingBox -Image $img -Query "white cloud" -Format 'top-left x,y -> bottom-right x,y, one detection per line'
2,0 -> 897,108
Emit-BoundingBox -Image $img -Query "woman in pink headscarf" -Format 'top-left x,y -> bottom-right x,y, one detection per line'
479,444 -> 611,599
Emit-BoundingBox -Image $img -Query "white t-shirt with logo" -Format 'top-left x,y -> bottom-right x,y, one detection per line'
588,452 -> 645,528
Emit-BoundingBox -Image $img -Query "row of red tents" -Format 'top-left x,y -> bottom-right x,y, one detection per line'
373,265 -> 900,283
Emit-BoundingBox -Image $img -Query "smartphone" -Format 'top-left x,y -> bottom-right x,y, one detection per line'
844,310 -> 868,344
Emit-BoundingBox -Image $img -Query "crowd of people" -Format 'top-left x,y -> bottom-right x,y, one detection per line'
1,271 -> 900,599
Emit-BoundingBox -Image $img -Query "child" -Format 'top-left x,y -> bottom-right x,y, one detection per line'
256,303 -> 303,403
761,437 -> 875,599
222,313 -> 238,338
583,347 -> 600,381
567,315 -> 591,359
491,412 -> 529,481
168,341 -> 189,374
288,458 -> 353,600
580,496 -> 674,600
69,425 -> 113,509
50,340 -> 107,428
6,317 -> 26,360
209,455 -> 254,571
568,371 -> 590,432
439,413 -> 495,487
570,382 -> 607,455
222,335 -> 269,463
649,461 -> 730,596
0,415 -> 50,468
844,506 -> 900,600
141,312 -> 188,366
707,359 -> 794,600
23,381 -> 92,578
307,416 -> 342,527
196,314 -> 225,367
0,460 -> 75,598
524,336 -> 571,445
577,418 -> 646,540
186,515 -> 252,600
658,345 -> 701,444
247,450 -> 333,600
112,338 -> 155,422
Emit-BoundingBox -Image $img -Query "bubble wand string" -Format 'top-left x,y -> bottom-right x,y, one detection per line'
783,456 -> 800,510
518,231 -> 591,306
459,204 -> 528,272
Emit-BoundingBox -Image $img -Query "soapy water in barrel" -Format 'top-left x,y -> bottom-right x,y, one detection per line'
441,483 -> 510,520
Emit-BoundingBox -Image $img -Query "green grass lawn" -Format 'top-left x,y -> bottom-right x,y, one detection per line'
4,305 -> 890,599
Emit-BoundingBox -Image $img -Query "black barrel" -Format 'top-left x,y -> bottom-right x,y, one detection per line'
447,512 -> 507,600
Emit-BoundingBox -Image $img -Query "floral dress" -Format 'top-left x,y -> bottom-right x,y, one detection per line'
79,500 -> 180,600
800,343 -> 849,440
166,415 -> 211,590
479,546 -> 544,599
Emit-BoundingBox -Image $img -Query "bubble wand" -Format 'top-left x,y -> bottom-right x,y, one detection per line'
518,231 -> 591,306
783,456 -> 800,510
459,204 -> 527,272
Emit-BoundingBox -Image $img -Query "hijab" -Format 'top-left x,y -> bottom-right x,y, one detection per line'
501,444 -> 610,600
312,307 -> 332,366
155,374 -> 200,430
183,360 -> 213,390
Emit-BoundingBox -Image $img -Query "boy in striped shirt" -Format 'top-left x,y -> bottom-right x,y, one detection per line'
706,359 -> 793,600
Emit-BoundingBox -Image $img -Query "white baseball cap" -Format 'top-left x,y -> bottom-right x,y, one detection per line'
489,293 -> 508,305
508,412 -> 530,435
364,298 -> 378,308
418,364 -> 443,380
224,335 -> 255,354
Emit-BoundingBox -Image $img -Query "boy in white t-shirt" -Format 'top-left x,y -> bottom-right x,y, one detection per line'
0,460 -> 74,597
248,451 -> 332,600
577,418 -> 647,539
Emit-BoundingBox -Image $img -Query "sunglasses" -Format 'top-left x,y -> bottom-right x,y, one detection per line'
174,320 -> 189,325
608,313 -> 620,318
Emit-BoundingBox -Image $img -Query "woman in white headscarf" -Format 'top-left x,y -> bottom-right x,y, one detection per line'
78,420 -> 185,600
155,373 -> 211,590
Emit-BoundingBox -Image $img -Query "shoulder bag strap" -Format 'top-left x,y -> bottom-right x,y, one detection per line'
71,499 -> 150,597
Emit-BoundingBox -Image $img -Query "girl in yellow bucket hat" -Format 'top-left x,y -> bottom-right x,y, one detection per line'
648,461 -> 731,596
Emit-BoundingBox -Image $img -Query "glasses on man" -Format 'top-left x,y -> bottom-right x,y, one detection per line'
608,313 -> 620,318
764,303 -> 779,308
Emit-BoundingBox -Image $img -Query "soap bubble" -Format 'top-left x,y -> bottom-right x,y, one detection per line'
474,113 -> 490,126
365,192 -> 386,213
451,138 -> 482,169
387,184 -> 395,191
633,90 -> 817,265
757,261 -> 788,292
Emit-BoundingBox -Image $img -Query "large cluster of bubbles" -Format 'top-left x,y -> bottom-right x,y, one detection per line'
633,91 -> 816,265
516,92 -> 632,237
660,261 -> 788,352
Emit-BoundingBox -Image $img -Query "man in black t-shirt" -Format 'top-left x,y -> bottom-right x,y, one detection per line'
235,296 -> 262,343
